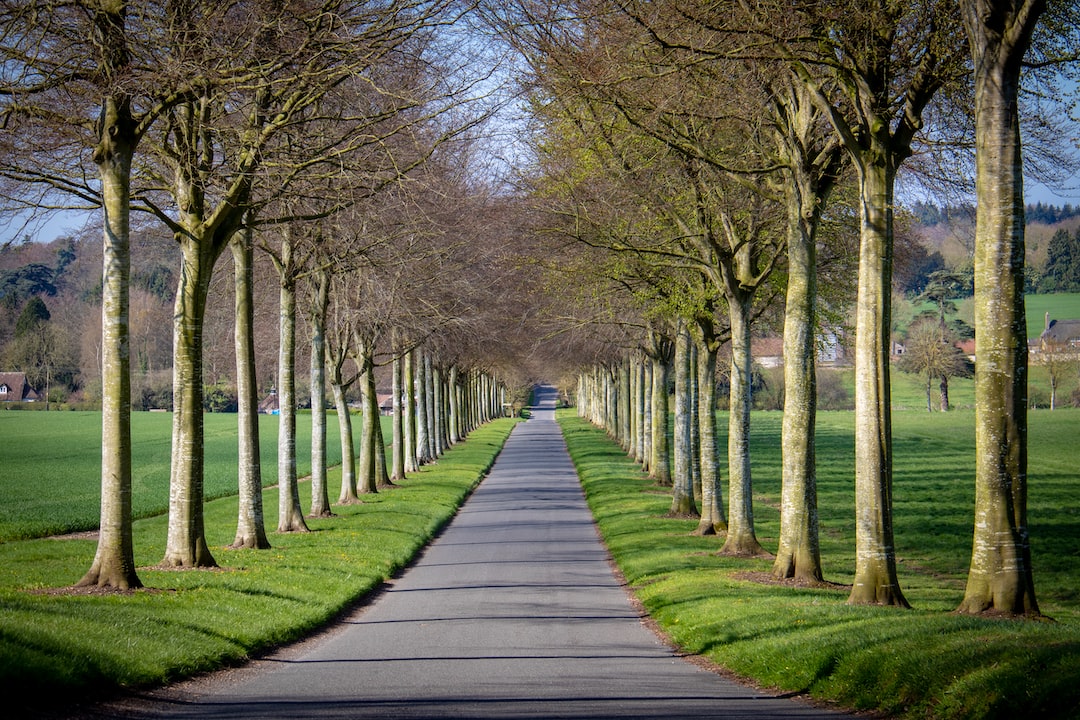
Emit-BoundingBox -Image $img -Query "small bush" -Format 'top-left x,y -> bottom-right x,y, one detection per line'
817,368 -> 852,410
203,383 -> 238,413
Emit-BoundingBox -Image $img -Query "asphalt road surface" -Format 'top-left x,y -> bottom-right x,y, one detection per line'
104,385 -> 841,719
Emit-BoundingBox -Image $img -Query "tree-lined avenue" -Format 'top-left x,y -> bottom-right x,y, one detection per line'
114,386 -> 839,719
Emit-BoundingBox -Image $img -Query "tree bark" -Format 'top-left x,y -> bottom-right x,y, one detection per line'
848,158 -> 906,606
448,365 -> 460,446
308,269 -> 332,518
671,324 -> 697,516
720,296 -> 766,557
415,349 -> 431,465
356,339 -> 378,494
433,363 -> 446,457
229,227 -> 270,548
403,348 -> 419,473
332,380 -> 359,504
372,361 -> 392,489
957,0 -> 1043,617
391,344 -> 406,482
693,324 -> 726,536
648,338 -> 672,487
773,182 -> 823,581
79,76 -> 141,588
275,245 -> 309,533
163,238 -> 220,567
641,358 -> 652,474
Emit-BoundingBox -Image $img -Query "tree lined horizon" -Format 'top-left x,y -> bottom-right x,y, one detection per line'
1,0 -> 1078,623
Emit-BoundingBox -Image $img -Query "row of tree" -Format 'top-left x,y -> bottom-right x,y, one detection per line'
0,1 -> 532,590
489,0 -> 1080,617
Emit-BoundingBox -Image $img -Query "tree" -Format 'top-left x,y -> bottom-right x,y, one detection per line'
767,0 -> 967,606
911,270 -> 974,411
264,223 -> 310,533
957,0 -> 1047,618
670,322 -> 697,516
0,0 -> 193,589
228,223 -> 269,549
307,265 -> 333,519
4,296 -> 77,406
771,78 -> 845,583
691,316 -> 727,537
897,316 -> 973,412
1039,227 -> 1080,292
1038,337 -> 1080,410
138,0 -> 473,562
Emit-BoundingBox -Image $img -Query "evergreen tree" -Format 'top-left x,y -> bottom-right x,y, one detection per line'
14,296 -> 50,337
1039,227 -> 1080,292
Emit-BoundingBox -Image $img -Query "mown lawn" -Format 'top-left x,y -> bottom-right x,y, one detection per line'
0,417 -> 517,714
0,410 -> 361,541
560,407 -> 1080,719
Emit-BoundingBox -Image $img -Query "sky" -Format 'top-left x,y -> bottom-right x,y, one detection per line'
7,174 -> 1077,248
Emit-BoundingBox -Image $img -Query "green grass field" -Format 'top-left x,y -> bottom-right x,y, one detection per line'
0,417 -> 518,714
0,403 -> 1075,717
0,411 -> 362,542
559,407 -> 1080,718
1025,292 -> 1080,338
912,292 -> 1080,340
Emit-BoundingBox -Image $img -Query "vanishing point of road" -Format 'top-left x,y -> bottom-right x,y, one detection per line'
100,385 -> 843,719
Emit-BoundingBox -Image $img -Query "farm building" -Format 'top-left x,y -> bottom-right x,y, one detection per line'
0,372 -> 39,403
1039,314 -> 1080,348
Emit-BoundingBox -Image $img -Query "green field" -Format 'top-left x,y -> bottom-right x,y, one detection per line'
0,410 -> 371,542
1026,292 -> 1080,338
560,407 -> 1080,718
0,418 -> 518,713
943,291 -> 1080,339
0,404 -> 1076,717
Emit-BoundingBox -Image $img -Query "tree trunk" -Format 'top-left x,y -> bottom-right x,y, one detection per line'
415,349 -> 431,465
433,364 -> 446,457
391,344 -> 406,482
693,325 -> 726,536
424,352 -> 437,460
229,227 -> 270,548
448,365 -> 460,446
332,380 -> 359,504
848,158 -> 907,606
940,375 -> 951,412
689,341 -> 701,503
79,88 -> 141,589
163,238 -> 220,567
649,346 -> 671,486
403,348 -> 419,473
619,358 -> 632,451
275,252 -> 309,533
720,296 -> 766,557
671,324 -> 697,516
957,0 -> 1042,617
308,269 -> 332,518
641,358 -> 652,473
356,340 -> 378,494
372,363 -> 391,489
773,194 -> 822,581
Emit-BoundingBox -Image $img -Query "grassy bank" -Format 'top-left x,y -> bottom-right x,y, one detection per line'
0,418 -> 518,713
558,409 -> 1080,719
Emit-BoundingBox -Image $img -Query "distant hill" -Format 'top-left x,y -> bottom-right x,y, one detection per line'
905,201 -> 1080,275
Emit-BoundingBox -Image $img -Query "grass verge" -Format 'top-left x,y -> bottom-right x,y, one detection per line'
558,410 -> 1080,719
0,417 -> 517,714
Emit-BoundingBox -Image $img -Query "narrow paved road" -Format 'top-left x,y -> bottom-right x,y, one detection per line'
119,386 -> 839,719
